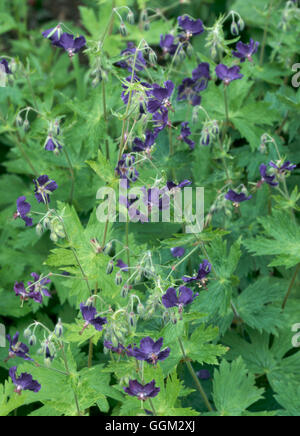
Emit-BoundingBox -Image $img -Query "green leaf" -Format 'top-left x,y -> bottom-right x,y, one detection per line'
213,358 -> 265,416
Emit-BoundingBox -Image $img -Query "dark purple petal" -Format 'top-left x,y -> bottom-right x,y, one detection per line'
171,247 -> 185,258
225,190 -> 252,203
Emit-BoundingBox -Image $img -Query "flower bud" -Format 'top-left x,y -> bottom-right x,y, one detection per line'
237,17 -> 245,32
16,114 -> 23,127
103,241 -> 113,255
115,271 -> 123,286
121,284 -> 129,298
163,311 -> 170,323
106,260 -> 114,275
29,335 -> 37,346
128,311 -> 136,328
24,328 -> 32,339
50,232 -> 58,243
127,10 -> 135,25
54,319 -> 63,337
36,223 -> 43,236
119,22 -> 128,36
125,154 -> 134,167
23,119 -> 30,132
137,303 -> 145,315
143,20 -> 150,31
230,21 -> 239,36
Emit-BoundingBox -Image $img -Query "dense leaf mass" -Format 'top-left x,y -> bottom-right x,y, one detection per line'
0,0 -> 299,418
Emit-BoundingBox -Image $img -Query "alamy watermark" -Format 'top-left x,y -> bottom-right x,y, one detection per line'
0,323 -> 6,347
292,64 -> 300,88
96,182 -> 204,234
292,323 -> 300,348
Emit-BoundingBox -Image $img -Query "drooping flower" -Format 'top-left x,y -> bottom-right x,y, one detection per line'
124,379 -> 160,401
178,78 -> 202,107
80,304 -> 107,334
14,196 -> 33,227
56,33 -> 86,57
14,282 -> 42,303
171,247 -> 185,258
269,161 -> 297,174
233,39 -> 260,63
182,260 -> 212,285
162,286 -> 198,309
132,337 -> 170,365
45,136 -> 62,153
167,179 -> 192,192
42,26 -> 63,45
6,332 -> 33,362
9,366 -> 41,395
116,259 -> 129,272
0,59 -> 12,75
116,42 -> 146,72
225,189 -> 252,204
215,65 -> 243,85
116,154 -> 139,183
178,16 -> 204,38
178,122 -> 195,149
192,62 -> 211,86
133,131 -> 156,152
27,273 -> 51,298
34,175 -> 58,204
104,341 -> 127,355
153,108 -> 170,135
259,164 -> 278,187
147,81 -> 174,114
160,34 -> 178,55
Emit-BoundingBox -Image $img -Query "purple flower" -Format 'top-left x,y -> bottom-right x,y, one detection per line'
259,164 -> 278,187
80,303 -> 107,334
132,337 -> 170,365
178,78 -> 202,107
34,175 -> 58,204
178,122 -> 195,149
0,59 -> 12,74
153,109 -> 170,135
147,81 -> 174,114
192,63 -> 211,85
133,131 -> 156,152
56,33 -> 86,57
9,366 -> 41,395
233,39 -> 260,63
215,65 -> 243,85
178,16 -> 204,38
116,154 -> 139,183
104,341 -> 127,355
27,273 -> 51,298
160,34 -> 178,55
14,282 -> 42,303
116,42 -> 146,72
225,190 -> 252,203
182,260 -> 212,285
116,259 -> 129,272
197,369 -> 211,380
269,161 -> 297,173
42,26 -> 63,45
14,196 -> 33,227
45,136 -> 62,153
6,332 -> 33,362
167,179 -> 192,191
171,247 -> 185,258
124,379 -> 160,401
162,286 -> 198,309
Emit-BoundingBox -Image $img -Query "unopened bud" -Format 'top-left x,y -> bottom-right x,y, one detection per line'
54,319 -> 63,337
23,119 -> 30,132
119,22 -> 127,36
24,328 -> 32,339
106,260 -> 114,275
231,21 -> 239,36
29,335 -> 37,346
127,10 -> 135,25
36,223 -> 43,236
137,303 -> 145,315
115,271 -> 123,285
121,284 -> 129,298
103,242 -> 113,255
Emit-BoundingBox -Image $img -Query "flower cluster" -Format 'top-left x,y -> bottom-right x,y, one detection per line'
14,273 -> 51,304
178,63 -> 210,107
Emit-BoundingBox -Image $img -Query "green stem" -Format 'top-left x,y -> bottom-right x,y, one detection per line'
102,80 -> 110,161
223,85 -> 229,130
259,0 -> 274,67
14,133 -> 38,175
282,264 -> 300,310
102,218 -> 110,249
63,148 -> 75,204
178,338 -> 213,412
126,218 -> 130,269
61,345 -> 81,416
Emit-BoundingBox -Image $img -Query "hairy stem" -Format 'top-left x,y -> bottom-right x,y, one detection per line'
63,148 -> 75,204
282,263 -> 300,310
259,0 -> 274,67
102,80 -> 110,161
61,345 -> 81,416
178,338 -> 213,412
